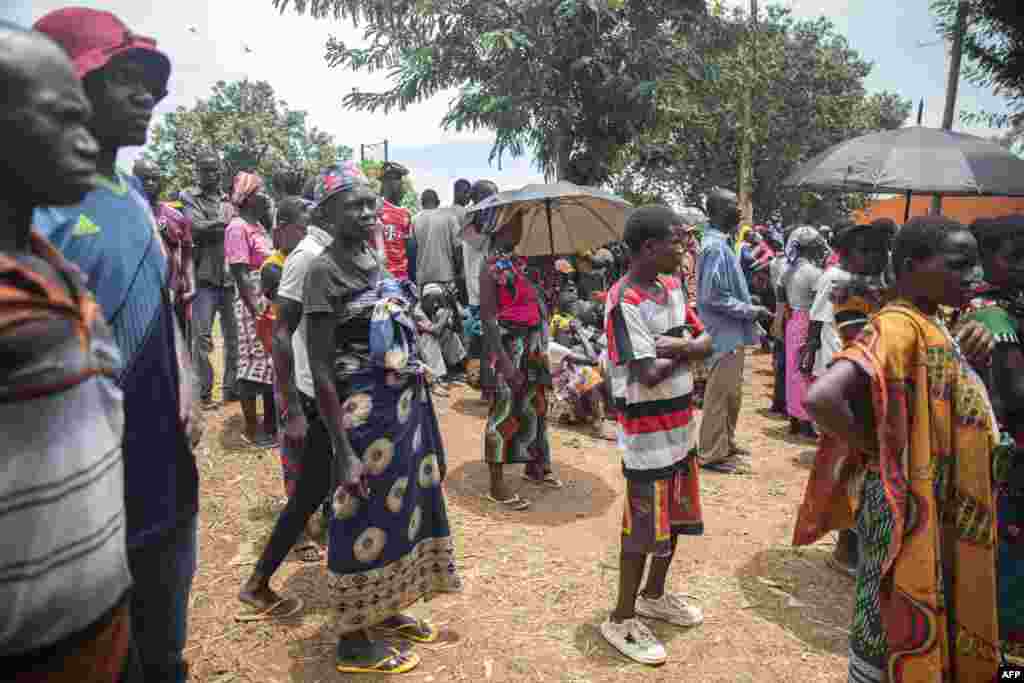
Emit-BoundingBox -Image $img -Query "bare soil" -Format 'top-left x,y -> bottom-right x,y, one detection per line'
186,344 -> 849,682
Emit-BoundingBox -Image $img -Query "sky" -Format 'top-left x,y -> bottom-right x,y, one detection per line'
11,0 -> 1015,204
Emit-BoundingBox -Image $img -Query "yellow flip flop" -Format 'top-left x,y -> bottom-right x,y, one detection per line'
336,647 -> 420,674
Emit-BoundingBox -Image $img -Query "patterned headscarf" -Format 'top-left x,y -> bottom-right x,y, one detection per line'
312,161 -> 369,209
785,225 -> 828,265
231,172 -> 264,208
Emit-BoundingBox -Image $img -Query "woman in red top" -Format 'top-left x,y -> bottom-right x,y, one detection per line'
479,211 -> 562,510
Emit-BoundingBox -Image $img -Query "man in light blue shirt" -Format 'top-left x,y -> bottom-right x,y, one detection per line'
696,189 -> 773,474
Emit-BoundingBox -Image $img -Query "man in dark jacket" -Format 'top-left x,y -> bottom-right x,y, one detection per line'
180,153 -> 239,407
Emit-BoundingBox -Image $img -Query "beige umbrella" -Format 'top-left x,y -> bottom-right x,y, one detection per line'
465,181 -> 632,257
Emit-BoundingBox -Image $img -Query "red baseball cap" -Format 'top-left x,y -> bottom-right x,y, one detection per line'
34,8 -> 170,99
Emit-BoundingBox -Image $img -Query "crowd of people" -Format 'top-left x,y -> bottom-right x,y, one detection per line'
3,7 -> 1024,683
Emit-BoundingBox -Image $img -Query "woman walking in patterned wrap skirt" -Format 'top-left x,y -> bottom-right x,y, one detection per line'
802,216 -> 1001,683
305,162 -> 461,675
225,172 -> 277,447
478,209 -> 563,511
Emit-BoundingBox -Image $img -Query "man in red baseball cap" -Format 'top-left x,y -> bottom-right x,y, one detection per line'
33,9 -> 199,683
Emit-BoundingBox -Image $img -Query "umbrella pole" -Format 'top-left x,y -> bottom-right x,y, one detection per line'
546,199 -> 555,255
903,191 -> 912,223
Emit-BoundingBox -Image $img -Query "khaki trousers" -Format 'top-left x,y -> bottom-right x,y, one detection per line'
699,348 -> 745,465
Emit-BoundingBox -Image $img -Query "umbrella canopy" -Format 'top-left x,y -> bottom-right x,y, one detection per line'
784,126 -> 1024,196
465,181 -> 631,257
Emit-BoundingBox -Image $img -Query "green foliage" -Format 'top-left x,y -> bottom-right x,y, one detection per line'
613,5 -> 912,224
359,159 -> 419,212
142,79 -> 354,197
932,0 -> 1024,127
272,0 -> 707,184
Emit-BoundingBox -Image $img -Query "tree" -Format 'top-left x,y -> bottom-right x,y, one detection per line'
932,0 -> 1024,126
360,159 -> 420,213
272,0 -> 707,185
143,79 -> 353,197
613,6 -> 912,224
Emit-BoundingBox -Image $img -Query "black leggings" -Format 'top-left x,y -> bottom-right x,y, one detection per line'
254,396 -> 332,577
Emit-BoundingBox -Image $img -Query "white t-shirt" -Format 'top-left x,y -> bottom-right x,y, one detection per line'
809,266 -> 847,377
276,225 -> 333,398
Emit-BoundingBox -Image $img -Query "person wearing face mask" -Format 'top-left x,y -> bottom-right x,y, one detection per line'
801,216 -> 1000,683
33,9 -> 199,682
304,161 -> 461,674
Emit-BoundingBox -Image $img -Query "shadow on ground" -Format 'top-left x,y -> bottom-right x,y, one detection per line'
217,412 -> 279,456
762,424 -> 819,449
449,397 -> 489,420
445,460 -> 617,526
736,546 -> 853,657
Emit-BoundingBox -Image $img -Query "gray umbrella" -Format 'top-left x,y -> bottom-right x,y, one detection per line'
784,126 -> 1024,197
465,181 -> 631,257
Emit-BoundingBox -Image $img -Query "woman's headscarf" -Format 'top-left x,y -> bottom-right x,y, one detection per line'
785,225 -> 828,265
231,172 -> 264,208
420,282 -> 445,300
311,161 -> 369,209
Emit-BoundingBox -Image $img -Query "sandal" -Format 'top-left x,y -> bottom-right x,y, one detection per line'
241,432 -> 278,449
292,541 -> 323,563
235,597 -> 304,622
700,459 -> 747,474
484,493 -> 531,510
521,473 -> 565,489
336,642 -> 420,675
375,615 -> 439,643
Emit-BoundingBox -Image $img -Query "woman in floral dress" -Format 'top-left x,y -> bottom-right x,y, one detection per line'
304,162 -> 461,675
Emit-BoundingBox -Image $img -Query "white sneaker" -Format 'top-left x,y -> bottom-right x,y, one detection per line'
636,593 -> 704,627
599,617 -> 667,665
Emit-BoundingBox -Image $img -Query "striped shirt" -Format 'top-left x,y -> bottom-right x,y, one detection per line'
605,274 -> 703,480
0,232 -> 130,656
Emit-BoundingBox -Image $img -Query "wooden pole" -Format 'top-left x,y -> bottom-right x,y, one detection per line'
738,0 -> 758,225
932,1 -> 969,215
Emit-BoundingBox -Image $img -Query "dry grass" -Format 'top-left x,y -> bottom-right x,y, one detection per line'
184,342 -> 848,682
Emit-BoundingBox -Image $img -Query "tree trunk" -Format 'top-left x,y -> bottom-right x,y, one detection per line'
550,131 -> 572,182
738,0 -> 758,224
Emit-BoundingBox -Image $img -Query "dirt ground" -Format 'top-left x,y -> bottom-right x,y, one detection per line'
186,343 -> 851,682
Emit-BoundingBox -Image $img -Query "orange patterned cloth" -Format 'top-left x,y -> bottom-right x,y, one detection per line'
794,301 -> 1000,681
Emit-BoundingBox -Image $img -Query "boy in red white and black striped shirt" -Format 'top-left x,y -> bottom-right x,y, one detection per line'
600,206 -> 714,666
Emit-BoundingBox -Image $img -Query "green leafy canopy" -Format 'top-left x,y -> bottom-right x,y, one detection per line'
142,79 -> 354,198
613,5 -> 912,224
272,0 -> 707,185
